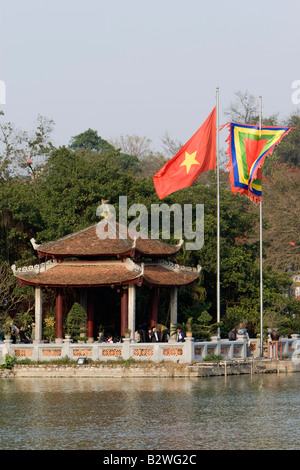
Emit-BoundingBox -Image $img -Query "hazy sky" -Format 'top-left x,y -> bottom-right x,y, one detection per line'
1,0 -> 299,152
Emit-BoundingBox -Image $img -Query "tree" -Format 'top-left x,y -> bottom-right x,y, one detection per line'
224,90 -> 259,124
272,112 -> 300,167
65,302 -> 87,340
259,162 -> 300,272
110,134 -> 153,160
0,261 -> 34,326
161,131 -> 183,158
69,129 -> 114,152
0,115 -> 54,180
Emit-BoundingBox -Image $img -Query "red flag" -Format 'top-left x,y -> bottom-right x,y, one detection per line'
153,107 -> 216,199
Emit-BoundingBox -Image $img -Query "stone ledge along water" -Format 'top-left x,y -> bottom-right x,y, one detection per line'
1,358 -> 300,379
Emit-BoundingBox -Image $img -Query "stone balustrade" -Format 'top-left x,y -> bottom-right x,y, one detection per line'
1,335 -> 298,364
0,336 -> 246,364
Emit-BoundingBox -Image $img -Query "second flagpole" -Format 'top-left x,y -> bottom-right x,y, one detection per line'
259,95 -> 264,356
216,87 -> 221,336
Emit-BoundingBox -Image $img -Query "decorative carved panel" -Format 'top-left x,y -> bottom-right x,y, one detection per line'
42,349 -> 62,357
162,348 -> 183,356
133,349 -> 153,356
73,349 -> 92,357
102,349 -> 122,357
15,349 -> 33,357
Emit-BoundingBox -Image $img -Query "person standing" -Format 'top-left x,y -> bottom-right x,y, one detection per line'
228,327 -> 236,341
150,326 -> 160,342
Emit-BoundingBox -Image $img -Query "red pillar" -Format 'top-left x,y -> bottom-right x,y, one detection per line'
150,287 -> 159,328
87,290 -> 94,339
55,288 -> 64,340
120,287 -> 128,337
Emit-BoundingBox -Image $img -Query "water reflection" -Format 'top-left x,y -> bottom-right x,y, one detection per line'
0,374 -> 300,450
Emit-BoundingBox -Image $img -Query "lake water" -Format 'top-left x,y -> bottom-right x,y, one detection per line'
0,373 -> 300,450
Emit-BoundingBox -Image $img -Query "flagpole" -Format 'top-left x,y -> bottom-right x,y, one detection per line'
259,96 -> 264,357
216,87 -> 221,337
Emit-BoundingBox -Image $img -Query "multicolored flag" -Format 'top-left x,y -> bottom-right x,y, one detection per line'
225,122 -> 293,204
153,107 -> 216,199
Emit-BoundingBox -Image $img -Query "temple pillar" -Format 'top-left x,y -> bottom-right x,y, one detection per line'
169,287 -> 178,341
120,287 -> 128,337
80,288 -> 88,313
128,284 -> 136,340
87,289 -> 94,341
34,286 -> 43,343
150,287 -> 159,328
55,287 -> 64,343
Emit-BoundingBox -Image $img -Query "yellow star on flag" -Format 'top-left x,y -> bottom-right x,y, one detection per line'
179,151 -> 200,174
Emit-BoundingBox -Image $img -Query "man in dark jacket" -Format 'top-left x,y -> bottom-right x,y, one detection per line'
150,326 -> 160,342
176,328 -> 186,342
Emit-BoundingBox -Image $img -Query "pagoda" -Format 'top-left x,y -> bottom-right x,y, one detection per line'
12,221 -> 201,343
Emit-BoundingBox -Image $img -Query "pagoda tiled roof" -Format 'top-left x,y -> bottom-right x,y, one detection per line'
12,259 -> 143,288
12,259 -> 201,288
31,223 -> 183,259
143,262 -> 201,287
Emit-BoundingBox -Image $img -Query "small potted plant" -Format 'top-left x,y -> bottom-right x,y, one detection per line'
2,317 -> 13,340
43,315 -> 56,342
209,322 -> 223,341
185,317 -> 193,337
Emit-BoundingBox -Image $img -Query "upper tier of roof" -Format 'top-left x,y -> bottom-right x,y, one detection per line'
31,222 -> 183,259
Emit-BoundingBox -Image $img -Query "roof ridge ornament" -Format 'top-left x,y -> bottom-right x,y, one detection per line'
124,258 -> 144,275
11,259 -> 58,275
157,259 -> 201,273
30,238 -> 40,250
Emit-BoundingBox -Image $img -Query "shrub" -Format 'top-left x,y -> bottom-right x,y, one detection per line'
1,354 -> 16,369
203,354 -> 223,362
65,302 -> 87,341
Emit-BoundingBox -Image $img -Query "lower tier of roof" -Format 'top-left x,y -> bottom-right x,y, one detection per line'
12,259 -> 201,288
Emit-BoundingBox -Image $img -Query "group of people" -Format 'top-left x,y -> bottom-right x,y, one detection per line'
137,324 -> 186,343
104,324 -> 187,344
0,323 -> 35,344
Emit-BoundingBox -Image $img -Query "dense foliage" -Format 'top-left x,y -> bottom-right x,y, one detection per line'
0,100 -> 299,339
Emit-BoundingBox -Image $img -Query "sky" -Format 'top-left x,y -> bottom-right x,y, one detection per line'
1,0 -> 300,153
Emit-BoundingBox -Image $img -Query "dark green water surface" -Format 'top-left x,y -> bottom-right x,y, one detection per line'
0,373 -> 299,450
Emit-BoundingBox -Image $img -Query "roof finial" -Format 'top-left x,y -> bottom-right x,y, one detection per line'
96,200 -> 113,219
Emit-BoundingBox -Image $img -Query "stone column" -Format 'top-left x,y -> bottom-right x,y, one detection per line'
120,287 -> 128,337
55,287 -> 64,343
34,286 -> 43,343
150,287 -> 159,328
169,287 -> 178,341
128,284 -> 136,341
87,289 -> 94,342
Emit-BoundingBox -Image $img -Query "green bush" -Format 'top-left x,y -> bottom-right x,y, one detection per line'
203,354 -> 223,362
1,354 -> 16,369
65,302 -> 87,341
